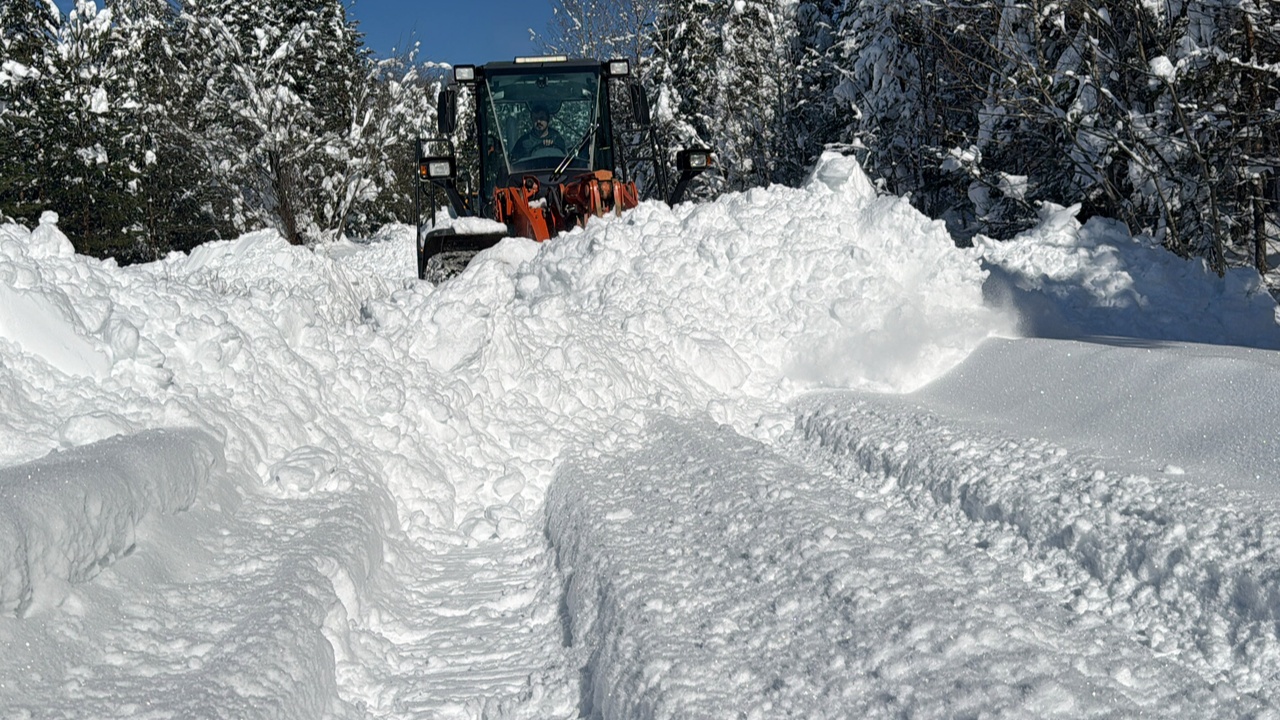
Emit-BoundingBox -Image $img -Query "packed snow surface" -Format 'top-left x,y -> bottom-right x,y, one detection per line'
1,153 -> 1279,717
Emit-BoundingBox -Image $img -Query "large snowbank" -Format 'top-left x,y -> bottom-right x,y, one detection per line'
912,337 -> 1280,488
980,203 -> 1280,347
795,373 -> 1280,701
0,428 -> 220,615
0,152 -> 1278,716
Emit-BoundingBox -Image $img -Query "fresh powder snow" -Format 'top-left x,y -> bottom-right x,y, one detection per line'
1,153 -> 1278,717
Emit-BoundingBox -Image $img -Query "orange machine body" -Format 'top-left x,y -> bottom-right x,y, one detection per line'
494,170 -> 640,242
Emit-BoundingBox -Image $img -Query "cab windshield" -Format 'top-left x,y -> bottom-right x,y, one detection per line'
479,68 -> 607,192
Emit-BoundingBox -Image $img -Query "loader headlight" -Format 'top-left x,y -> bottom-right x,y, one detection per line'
419,157 -> 455,180
514,55 -> 568,64
606,59 -> 631,77
453,65 -> 476,83
677,148 -> 712,172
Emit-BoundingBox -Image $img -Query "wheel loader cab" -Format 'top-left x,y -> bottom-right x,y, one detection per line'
474,60 -> 614,201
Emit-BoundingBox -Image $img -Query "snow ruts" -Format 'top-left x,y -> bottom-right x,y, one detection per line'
334,535 -> 578,719
548,414 -> 1268,719
795,392 -> 1280,704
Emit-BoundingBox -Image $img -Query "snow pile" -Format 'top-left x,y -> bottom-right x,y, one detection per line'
522,150 -> 1010,401
0,428 -> 221,615
978,203 -> 1280,347
0,215 -> 113,379
0,217 -> 411,716
912,338 -> 1280,487
0,151 -> 1278,717
360,151 -> 1012,536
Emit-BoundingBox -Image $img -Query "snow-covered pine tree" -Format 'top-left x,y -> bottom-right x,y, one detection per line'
29,0 -> 147,257
181,0 -> 367,245
0,0 -> 58,67
833,0 -> 1087,239
0,0 -> 60,223
104,0 -> 233,260
932,0 -> 1049,239
714,0 -> 799,190
326,50 -> 439,239
644,0 -> 726,199
646,0 -> 810,194
539,0 -> 657,62
781,0 -> 842,185
827,0 -> 1278,256
835,0 -> 967,225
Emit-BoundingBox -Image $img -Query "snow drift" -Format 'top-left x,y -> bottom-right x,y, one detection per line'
0,428 -> 221,615
1,153 -> 1279,717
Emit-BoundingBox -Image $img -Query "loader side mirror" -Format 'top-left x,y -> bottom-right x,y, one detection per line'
437,86 -> 459,135
628,82 -> 651,126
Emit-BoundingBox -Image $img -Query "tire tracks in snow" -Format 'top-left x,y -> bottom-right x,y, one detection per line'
548,413 -> 1267,718
794,391 -> 1280,705
333,532 -> 579,719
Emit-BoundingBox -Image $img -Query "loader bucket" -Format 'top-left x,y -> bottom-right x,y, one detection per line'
417,226 -> 510,282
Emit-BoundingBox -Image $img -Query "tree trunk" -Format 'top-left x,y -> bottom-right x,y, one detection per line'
1243,15 -> 1269,274
269,149 -> 302,245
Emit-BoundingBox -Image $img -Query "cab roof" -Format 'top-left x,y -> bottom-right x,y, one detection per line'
479,58 -> 604,75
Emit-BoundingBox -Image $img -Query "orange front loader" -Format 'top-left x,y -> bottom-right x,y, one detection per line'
413,56 -> 711,280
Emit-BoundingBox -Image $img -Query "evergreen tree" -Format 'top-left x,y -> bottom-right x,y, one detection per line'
181,0 -> 367,244
716,0 -> 797,190
327,51 -> 439,239
0,0 -> 58,67
0,0 -> 60,224
34,0 -> 140,257
645,0 -> 726,198
0,0 -> 1268,272
783,0 -> 842,184
835,1 -> 951,215
646,0 -> 816,194
110,0 -> 233,259
539,0 -> 657,62
933,0 -> 1046,238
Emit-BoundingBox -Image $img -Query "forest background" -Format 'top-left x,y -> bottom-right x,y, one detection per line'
1,0 -> 1276,278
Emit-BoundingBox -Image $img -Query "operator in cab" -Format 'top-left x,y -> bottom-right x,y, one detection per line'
514,106 -> 566,159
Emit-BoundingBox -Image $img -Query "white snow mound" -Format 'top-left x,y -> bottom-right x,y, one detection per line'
0,429 -> 222,616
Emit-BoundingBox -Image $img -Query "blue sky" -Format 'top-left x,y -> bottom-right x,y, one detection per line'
349,1 -> 552,65
54,1 -> 554,66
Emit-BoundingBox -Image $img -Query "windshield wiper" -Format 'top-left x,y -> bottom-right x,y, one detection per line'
551,122 -> 599,182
